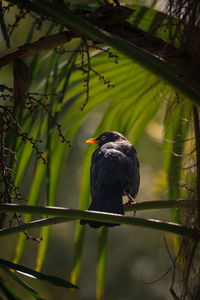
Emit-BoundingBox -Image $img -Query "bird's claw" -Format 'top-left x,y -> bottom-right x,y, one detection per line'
123,193 -> 136,216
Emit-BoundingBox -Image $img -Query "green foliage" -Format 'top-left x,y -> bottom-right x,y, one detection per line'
3,268 -> 45,300
163,98 -> 192,210
0,0 -> 10,48
96,227 -> 108,300
0,258 -> 78,289
0,0 -> 199,299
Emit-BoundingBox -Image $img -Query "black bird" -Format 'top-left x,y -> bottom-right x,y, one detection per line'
80,131 -> 140,228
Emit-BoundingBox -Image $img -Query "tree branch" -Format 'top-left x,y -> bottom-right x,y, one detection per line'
0,31 -> 74,69
124,199 -> 192,211
0,216 -> 72,236
0,203 -> 199,238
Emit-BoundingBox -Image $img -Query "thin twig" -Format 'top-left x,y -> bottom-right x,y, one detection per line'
164,237 -> 181,300
182,238 -> 199,300
80,40 -> 90,111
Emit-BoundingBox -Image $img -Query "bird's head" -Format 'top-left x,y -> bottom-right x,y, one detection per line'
86,131 -> 126,147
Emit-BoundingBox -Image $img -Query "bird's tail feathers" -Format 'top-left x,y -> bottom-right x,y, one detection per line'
80,191 -> 124,228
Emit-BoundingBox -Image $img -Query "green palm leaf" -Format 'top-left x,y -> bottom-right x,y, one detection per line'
0,258 -> 78,289
163,97 -> 192,261
1,1 -> 198,299
3,267 -> 45,300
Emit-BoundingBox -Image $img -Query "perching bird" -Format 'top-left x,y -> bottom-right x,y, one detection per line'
80,131 -> 140,228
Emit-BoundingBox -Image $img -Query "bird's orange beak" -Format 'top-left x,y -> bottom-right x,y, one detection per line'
86,138 -> 99,144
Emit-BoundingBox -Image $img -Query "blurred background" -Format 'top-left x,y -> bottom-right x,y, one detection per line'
0,0 -> 181,299
0,116 -> 176,300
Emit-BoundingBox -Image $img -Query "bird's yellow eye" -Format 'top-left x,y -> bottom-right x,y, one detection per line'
101,135 -> 107,141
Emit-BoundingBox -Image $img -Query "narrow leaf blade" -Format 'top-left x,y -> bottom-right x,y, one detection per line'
0,259 -> 78,289
96,227 -> 108,300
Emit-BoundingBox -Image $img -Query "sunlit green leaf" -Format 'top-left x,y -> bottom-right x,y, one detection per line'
26,0 -> 200,104
14,158 -> 46,264
163,96 -> 192,264
35,44 -> 81,272
96,227 -> 108,300
70,225 -> 86,285
35,226 -> 50,272
163,98 -> 192,212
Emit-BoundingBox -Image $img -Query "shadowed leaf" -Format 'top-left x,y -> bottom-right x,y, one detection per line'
0,258 -> 78,289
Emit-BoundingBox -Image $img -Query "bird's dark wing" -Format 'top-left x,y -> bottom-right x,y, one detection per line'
90,148 -> 127,211
123,145 -> 140,198
84,147 -> 127,227
102,142 -> 140,199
